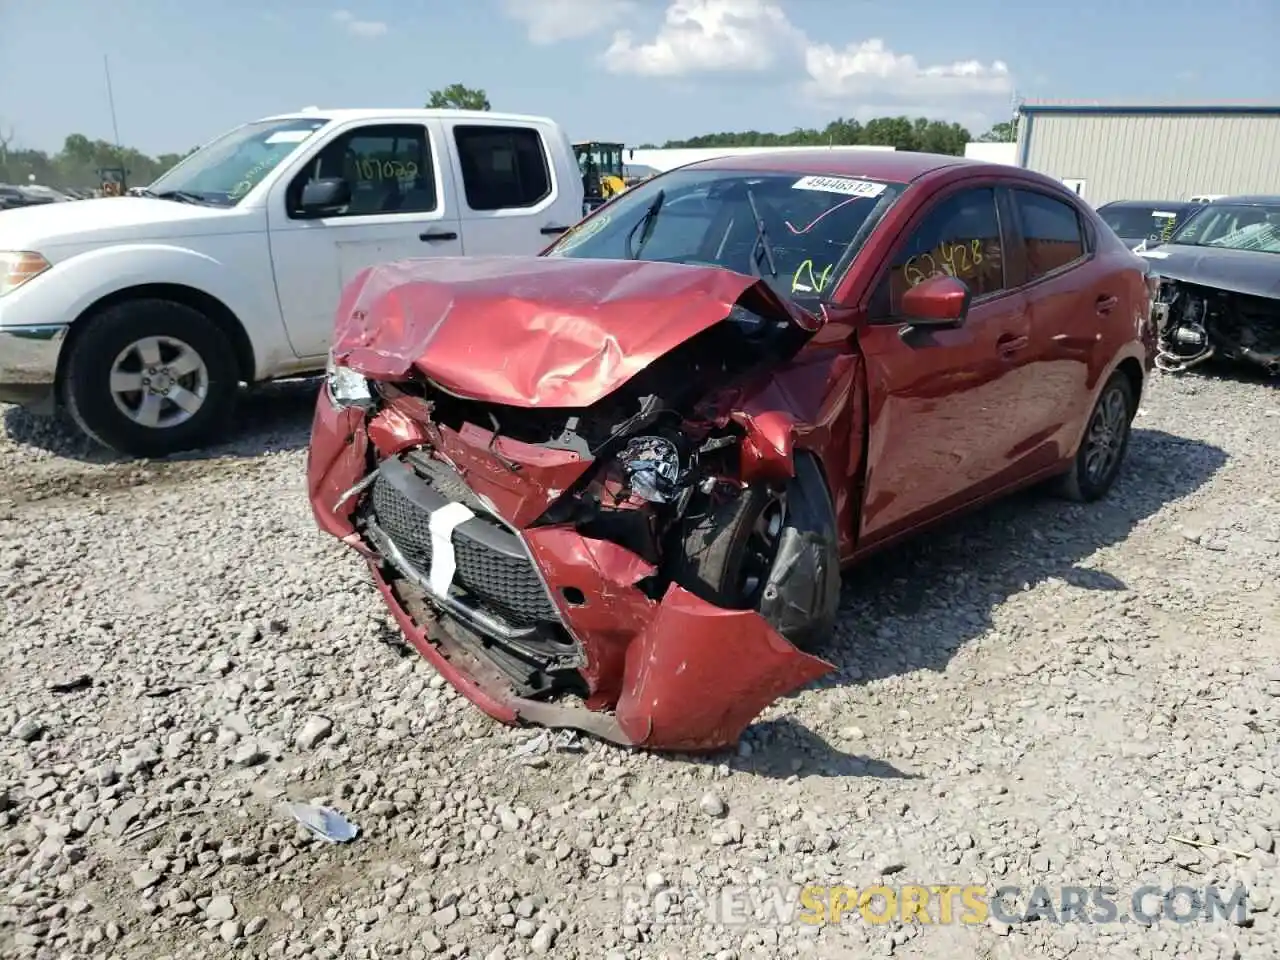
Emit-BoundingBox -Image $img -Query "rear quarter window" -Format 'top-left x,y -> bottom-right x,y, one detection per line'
453,125 -> 552,211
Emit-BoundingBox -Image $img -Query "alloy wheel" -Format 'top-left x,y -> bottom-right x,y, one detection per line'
108,336 -> 210,429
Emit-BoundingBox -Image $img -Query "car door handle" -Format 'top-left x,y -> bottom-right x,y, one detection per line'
540,225 -> 570,235
996,333 -> 1029,356
419,230 -> 458,242
1096,295 -> 1119,314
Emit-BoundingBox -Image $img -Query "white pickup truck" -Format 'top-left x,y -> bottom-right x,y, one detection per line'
0,108 -> 585,457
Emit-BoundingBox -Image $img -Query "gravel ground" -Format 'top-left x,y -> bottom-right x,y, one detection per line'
1,370 -> 1278,960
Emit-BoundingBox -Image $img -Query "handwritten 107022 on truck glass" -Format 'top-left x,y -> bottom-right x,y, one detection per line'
352,159 -> 420,182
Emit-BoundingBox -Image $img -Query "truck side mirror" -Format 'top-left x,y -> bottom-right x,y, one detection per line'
298,178 -> 351,217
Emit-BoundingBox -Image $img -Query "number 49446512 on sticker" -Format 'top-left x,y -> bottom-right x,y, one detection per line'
792,176 -> 887,198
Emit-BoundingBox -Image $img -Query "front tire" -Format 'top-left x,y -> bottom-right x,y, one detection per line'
62,299 -> 239,458
672,452 -> 840,651
1051,371 -> 1135,502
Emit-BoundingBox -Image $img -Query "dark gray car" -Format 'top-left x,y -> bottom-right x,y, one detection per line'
1097,199 -> 1204,250
1144,195 -> 1280,375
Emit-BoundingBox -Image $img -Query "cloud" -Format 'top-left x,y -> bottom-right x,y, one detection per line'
804,39 -> 1012,103
604,0 -> 803,77
503,0 -> 636,44
331,10 -> 388,38
599,0 -> 1013,111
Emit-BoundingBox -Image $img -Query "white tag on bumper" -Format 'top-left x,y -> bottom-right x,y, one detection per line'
426,501 -> 477,597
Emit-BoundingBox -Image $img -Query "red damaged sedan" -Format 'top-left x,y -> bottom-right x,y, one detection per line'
307,150 -> 1157,752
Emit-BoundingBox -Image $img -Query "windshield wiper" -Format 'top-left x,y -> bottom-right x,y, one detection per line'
745,188 -> 777,278
143,189 -> 213,206
625,189 -> 666,259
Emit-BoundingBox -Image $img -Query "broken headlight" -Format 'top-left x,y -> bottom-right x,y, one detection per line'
325,350 -> 375,411
618,435 -> 682,503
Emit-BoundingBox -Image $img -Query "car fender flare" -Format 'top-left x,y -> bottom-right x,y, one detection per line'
1067,349 -> 1146,459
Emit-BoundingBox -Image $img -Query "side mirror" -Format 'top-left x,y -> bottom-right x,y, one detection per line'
298,178 -> 350,217
899,275 -> 971,331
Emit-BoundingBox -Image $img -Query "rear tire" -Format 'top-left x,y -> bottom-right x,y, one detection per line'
1051,371 -> 1135,502
62,299 -> 240,458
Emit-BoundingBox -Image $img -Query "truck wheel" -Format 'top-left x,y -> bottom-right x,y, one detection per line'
62,299 -> 240,458
1051,371 -> 1135,502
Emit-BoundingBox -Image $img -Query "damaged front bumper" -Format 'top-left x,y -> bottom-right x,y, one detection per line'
307,392 -> 834,752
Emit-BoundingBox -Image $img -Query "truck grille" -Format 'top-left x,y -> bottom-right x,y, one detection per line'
369,468 -> 558,627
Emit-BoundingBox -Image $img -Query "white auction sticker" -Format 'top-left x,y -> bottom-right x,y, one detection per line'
792,175 -> 887,198
264,129 -> 316,144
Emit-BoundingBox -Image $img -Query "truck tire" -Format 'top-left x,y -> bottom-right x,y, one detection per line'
62,299 -> 240,458
1050,371 -> 1135,502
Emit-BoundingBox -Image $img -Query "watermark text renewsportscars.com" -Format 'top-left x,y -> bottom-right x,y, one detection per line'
619,882 -> 1249,927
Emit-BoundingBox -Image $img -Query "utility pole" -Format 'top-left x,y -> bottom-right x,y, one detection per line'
102,54 -> 127,191
103,55 -> 122,148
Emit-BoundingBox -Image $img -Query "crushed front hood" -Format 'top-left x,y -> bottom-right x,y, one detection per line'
1141,244 -> 1280,299
332,256 -> 819,407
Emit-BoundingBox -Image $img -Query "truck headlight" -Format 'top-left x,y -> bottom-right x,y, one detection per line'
0,251 -> 51,297
325,351 -> 375,411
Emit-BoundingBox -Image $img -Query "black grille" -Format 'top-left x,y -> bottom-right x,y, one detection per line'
369,469 -> 558,627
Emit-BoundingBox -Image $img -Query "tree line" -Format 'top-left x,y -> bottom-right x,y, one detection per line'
0,131 -> 198,191
426,84 -> 1018,154
423,83 -> 1016,156
644,118 -> 1017,154
0,84 -> 1016,189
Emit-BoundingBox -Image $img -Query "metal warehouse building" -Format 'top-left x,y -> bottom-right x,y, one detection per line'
1016,103 -> 1280,206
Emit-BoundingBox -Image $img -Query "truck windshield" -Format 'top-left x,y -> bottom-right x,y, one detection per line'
545,168 -> 906,305
145,117 -> 330,207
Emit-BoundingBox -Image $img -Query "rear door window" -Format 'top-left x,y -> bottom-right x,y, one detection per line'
453,125 -> 551,211
1013,190 -> 1087,281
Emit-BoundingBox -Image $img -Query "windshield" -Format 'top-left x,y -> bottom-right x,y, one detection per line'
1170,202 -> 1280,254
145,117 -> 330,206
1100,205 -> 1187,241
545,168 -> 906,304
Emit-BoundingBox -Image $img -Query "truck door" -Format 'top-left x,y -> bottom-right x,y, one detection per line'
267,120 -> 462,361
443,120 -> 580,255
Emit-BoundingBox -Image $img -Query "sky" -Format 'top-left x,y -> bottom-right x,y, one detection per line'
1,0 -> 1278,157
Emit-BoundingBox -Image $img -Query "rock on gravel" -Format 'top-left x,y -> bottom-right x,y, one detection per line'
1,372 -> 1279,960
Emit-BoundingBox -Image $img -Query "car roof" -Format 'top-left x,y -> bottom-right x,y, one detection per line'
1209,194 -> 1280,205
256,107 -> 557,126
686,148 -> 987,182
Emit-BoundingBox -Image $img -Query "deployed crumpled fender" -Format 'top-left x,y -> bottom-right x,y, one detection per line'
612,584 -> 834,750
330,256 -> 820,407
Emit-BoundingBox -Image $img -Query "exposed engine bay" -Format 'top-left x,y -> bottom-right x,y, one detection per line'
309,255 -> 845,751
1154,279 -> 1280,375
349,303 -> 836,702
